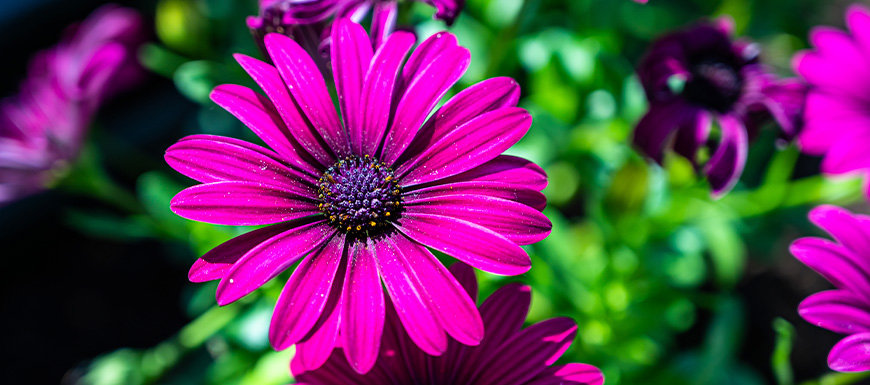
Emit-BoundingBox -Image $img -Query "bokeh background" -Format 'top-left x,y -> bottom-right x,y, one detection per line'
2,0 -> 870,384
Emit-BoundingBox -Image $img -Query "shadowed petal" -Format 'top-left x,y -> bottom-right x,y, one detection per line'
404,194 -> 551,245
341,239 -> 385,374
395,213 -> 530,275
397,108 -> 532,187
704,114 -> 748,196
270,234 -> 345,350
448,262 -> 478,301
233,54 -> 334,167
265,33 -> 349,156
166,134 -> 317,188
829,332 -> 870,372
215,220 -> 335,305
800,290 -> 870,335
170,181 -> 319,226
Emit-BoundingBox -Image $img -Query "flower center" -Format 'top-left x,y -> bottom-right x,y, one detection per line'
318,155 -> 402,234
684,59 -> 744,112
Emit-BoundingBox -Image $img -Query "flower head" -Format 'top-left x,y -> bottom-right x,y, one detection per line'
634,19 -> 805,196
166,19 -> 550,374
292,263 -> 605,385
0,5 -> 143,203
794,5 -> 870,200
792,205 -> 870,372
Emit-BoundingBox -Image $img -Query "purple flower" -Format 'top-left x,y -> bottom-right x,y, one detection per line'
247,0 -> 464,54
794,5 -> 870,201
165,19 -> 550,374
292,263 -> 605,385
0,5 -> 143,203
792,205 -> 870,372
634,19 -> 805,196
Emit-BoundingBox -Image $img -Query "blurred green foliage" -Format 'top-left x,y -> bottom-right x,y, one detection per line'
73,0 -> 870,384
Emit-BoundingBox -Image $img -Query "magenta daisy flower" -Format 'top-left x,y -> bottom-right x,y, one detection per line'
292,263 -> 604,385
0,5 -> 143,203
165,19 -> 550,373
634,18 -> 805,196
794,5 -> 870,200
792,205 -> 870,372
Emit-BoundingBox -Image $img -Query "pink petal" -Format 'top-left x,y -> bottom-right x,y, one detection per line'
270,234 -> 345,350
265,33 -> 349,157
791,237 -> 870,300
395,213 -> 530,276
233,54 -> 334,168
331,19 -> 373,156
397,108 -> 532,187
215,221 -> 335,305
829,332 -> 870,372
404,193 -> 551,245
799,290 -> 870,335
188,223 -> 296,282
170,181 -> 319,226
809,205 -> 870,255
527,363 -> 605,385
704,114 -> 747,196
439,155 -> 548,192
341,239 -> 385,374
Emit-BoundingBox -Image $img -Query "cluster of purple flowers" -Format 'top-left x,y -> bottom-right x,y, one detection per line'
0,5 -> 143,203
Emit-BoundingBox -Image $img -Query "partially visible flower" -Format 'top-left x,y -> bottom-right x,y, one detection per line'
634,18 -> 805,196
0,5 -> 144,203
794,5 -> 870,200
166,19 -> 549,374
792,205 -> 870,372
292,263 -> 605,385
247,0 -> 464,54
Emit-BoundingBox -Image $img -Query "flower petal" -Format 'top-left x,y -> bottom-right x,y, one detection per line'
401,32 -> 458,88
632,101 -> 698,163
265,33 -> 349,157
370,1 -> 398,49
473,317 -> 578,385
448,262 -> 478,301
209,83 -> 321,174
233,54 -> 334,167
397,108 -> 532,187
331,19 -> 373,156
704,114 -> 747,196
374,234 -> 448,355
215,220 -> 335,305
809,205 -> 870,255
358,30 -> 416,156
170,181 -> 318,226
438,155 -> 548,192
166,134 -> 317,187
292,281 -> 344,373
395,213 -> 530,275
189,223 -> 296,283
381,45 -> 470,165
791,237 -> 870,299
526,364 -> 605,385
404,193 -> 551,245
341,239 -> 385,374
270,234 -> 345,350
799,290 -> 870,335
829,332 -> 870,372
398,77 -> 521,164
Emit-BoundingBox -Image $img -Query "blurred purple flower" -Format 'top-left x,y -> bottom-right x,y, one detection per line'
634,19 -> 805,196
165,19 -> 549,374
794,5 -> 870,200
292,263 -> 604,385
0,5 -> 144,203
792,205 -> 870,372
247,0 -> 464,55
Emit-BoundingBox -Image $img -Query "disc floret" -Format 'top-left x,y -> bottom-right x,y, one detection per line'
317,155 -> 402,234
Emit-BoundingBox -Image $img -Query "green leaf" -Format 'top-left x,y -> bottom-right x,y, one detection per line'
772,318 -> 795,385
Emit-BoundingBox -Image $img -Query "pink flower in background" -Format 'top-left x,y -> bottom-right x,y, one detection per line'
247,0 -> 464,53
794,5 -> 870,200
634,19 -> 805,196
166,19 -> 549,374
0,5 -> 144,203
792,205 -> 870,372
293,263 -> 605,385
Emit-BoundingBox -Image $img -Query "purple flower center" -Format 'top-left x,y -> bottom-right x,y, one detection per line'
318,155 -> 403,234
684,59 -> 744,112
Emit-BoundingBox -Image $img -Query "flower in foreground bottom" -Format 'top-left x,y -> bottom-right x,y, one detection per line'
793,5 -> 870,201
165,19 -> 550,374
293,263 -> 604,385
634,18 -> 804,196
792,205 -> 870,372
